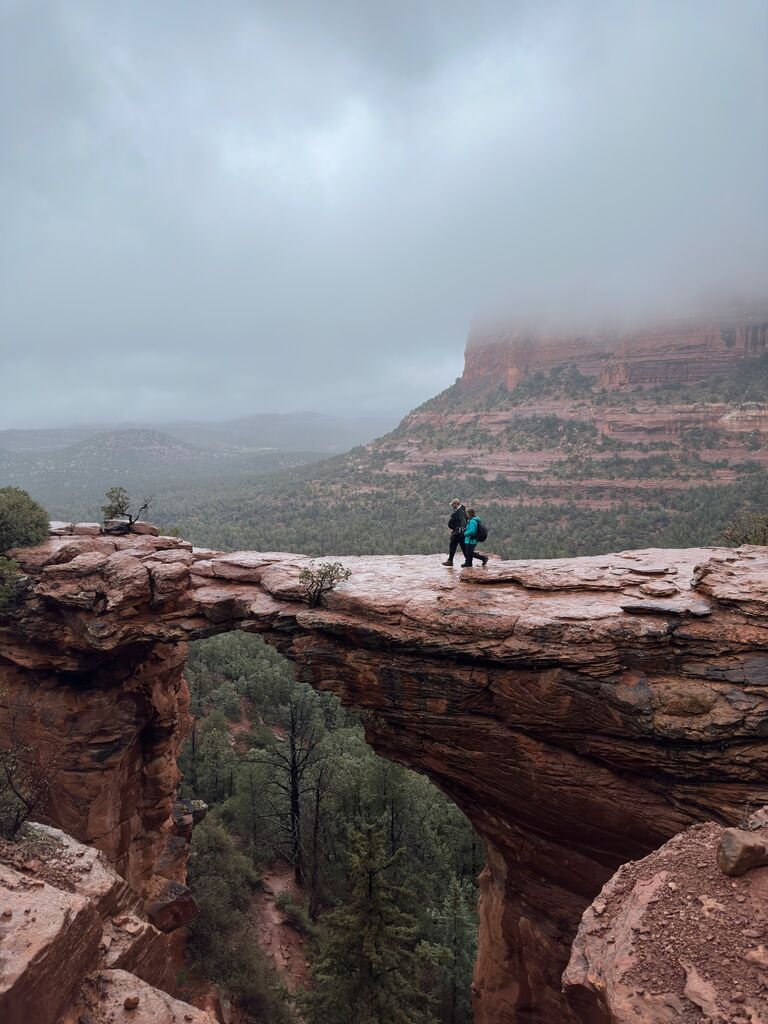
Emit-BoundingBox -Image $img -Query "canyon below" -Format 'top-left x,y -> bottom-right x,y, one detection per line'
1,523 -> 768,1022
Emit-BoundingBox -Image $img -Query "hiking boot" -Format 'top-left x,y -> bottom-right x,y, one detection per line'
460,562 -> 472,567
442,559 -> 454,566
480,555 -> 488,566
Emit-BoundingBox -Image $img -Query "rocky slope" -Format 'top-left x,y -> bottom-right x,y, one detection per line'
564,812 -> 768,1023
2,525 -> 768,1021
0,822 -> 214,1024
378,309 -> 768,508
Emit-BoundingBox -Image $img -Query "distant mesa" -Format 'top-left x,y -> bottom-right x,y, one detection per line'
463,307 -> 768,392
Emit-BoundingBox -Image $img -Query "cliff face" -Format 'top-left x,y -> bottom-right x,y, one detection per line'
365,310 -> 768,517
2,529 -> 768,1022
464,311 -> 768,391
0,822 -> 214,1024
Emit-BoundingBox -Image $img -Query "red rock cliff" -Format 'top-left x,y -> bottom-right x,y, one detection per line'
2,530 -> 768,1023
464,310 -> 768,390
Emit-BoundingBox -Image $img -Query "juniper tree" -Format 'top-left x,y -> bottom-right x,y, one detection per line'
100,486 -> 153,525
0,487 -> 49,553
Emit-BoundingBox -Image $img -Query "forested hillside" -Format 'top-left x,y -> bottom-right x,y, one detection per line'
11,353 -> 768,561
179,633 -> 481,1023
147,352 -> 768,558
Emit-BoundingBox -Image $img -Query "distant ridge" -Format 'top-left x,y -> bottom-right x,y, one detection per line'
0,412 -> 398,456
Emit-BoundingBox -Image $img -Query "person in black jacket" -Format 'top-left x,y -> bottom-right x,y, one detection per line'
442,499 -> 468,566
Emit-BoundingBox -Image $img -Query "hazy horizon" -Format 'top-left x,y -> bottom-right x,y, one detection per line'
0,409 -> 403,434
2,1 -> 766,429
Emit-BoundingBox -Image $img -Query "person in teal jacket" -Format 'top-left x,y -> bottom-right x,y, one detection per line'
461,508 -> 488,567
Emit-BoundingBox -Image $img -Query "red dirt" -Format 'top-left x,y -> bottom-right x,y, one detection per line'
251,864 -> 311,993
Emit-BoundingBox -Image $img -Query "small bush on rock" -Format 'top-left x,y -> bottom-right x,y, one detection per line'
101,486 -> 153,526
299,562 -> 352,608
0,487 -> 49,553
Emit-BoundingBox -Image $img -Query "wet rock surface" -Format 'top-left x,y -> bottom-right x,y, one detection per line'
2,530 -> 768,1022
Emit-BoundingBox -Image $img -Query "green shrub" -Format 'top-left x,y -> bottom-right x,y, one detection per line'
0,718 -> 60,839
722,511 -> 768,546
0,557 -> 23,614
299,562 -> 352,607
208,681 -> 242,721
0,488 -> 49,553
275,890 -> 317,938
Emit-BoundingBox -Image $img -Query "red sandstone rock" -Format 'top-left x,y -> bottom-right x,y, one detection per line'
563,817 -> 768,1023
72,522 -> 102,536
717,827 -> 768,877
0,861 -> 100,1024
48,520 -> 74,535
144,877 -> 197,932
2,534 -> 768,1023
68,969 -> 217,1024
130,521 -> 160,536
0,824 -> 176,1023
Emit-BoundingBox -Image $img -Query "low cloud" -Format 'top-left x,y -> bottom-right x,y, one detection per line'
1,0 -> 766,427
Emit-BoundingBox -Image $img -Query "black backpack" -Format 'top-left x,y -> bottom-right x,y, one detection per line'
475,518 -> 488,542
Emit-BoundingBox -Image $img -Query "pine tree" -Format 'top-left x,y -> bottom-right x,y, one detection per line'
432,877 -> 476,1024
304,823 -> 436,1024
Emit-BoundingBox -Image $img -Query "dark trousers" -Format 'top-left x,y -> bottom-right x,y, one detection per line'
448,532 -> 468,562
464,544 -> 485,565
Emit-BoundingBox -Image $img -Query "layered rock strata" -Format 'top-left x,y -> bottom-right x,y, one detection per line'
0,823 -> 211,1024
2,530 -> 768,1022
465,310 -> 768,391
367,309 -> 768,513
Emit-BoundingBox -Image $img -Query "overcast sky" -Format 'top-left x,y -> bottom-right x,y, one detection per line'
1,0 -> 766,428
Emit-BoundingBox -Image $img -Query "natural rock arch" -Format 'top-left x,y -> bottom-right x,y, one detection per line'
2,529 -> 767,1022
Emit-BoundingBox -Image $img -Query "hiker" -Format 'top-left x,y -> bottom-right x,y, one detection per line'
462,508 -> 488,567
442,499 -> 468,566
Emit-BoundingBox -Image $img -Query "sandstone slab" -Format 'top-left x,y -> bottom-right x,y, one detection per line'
68,969 -> 217,1024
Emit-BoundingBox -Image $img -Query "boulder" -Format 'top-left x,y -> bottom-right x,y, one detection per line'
717,827 -> 768,877
49,521 -> 74,535
103,518 -> 131,535
144,878 -> 197,933
130,521 -> 160,536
